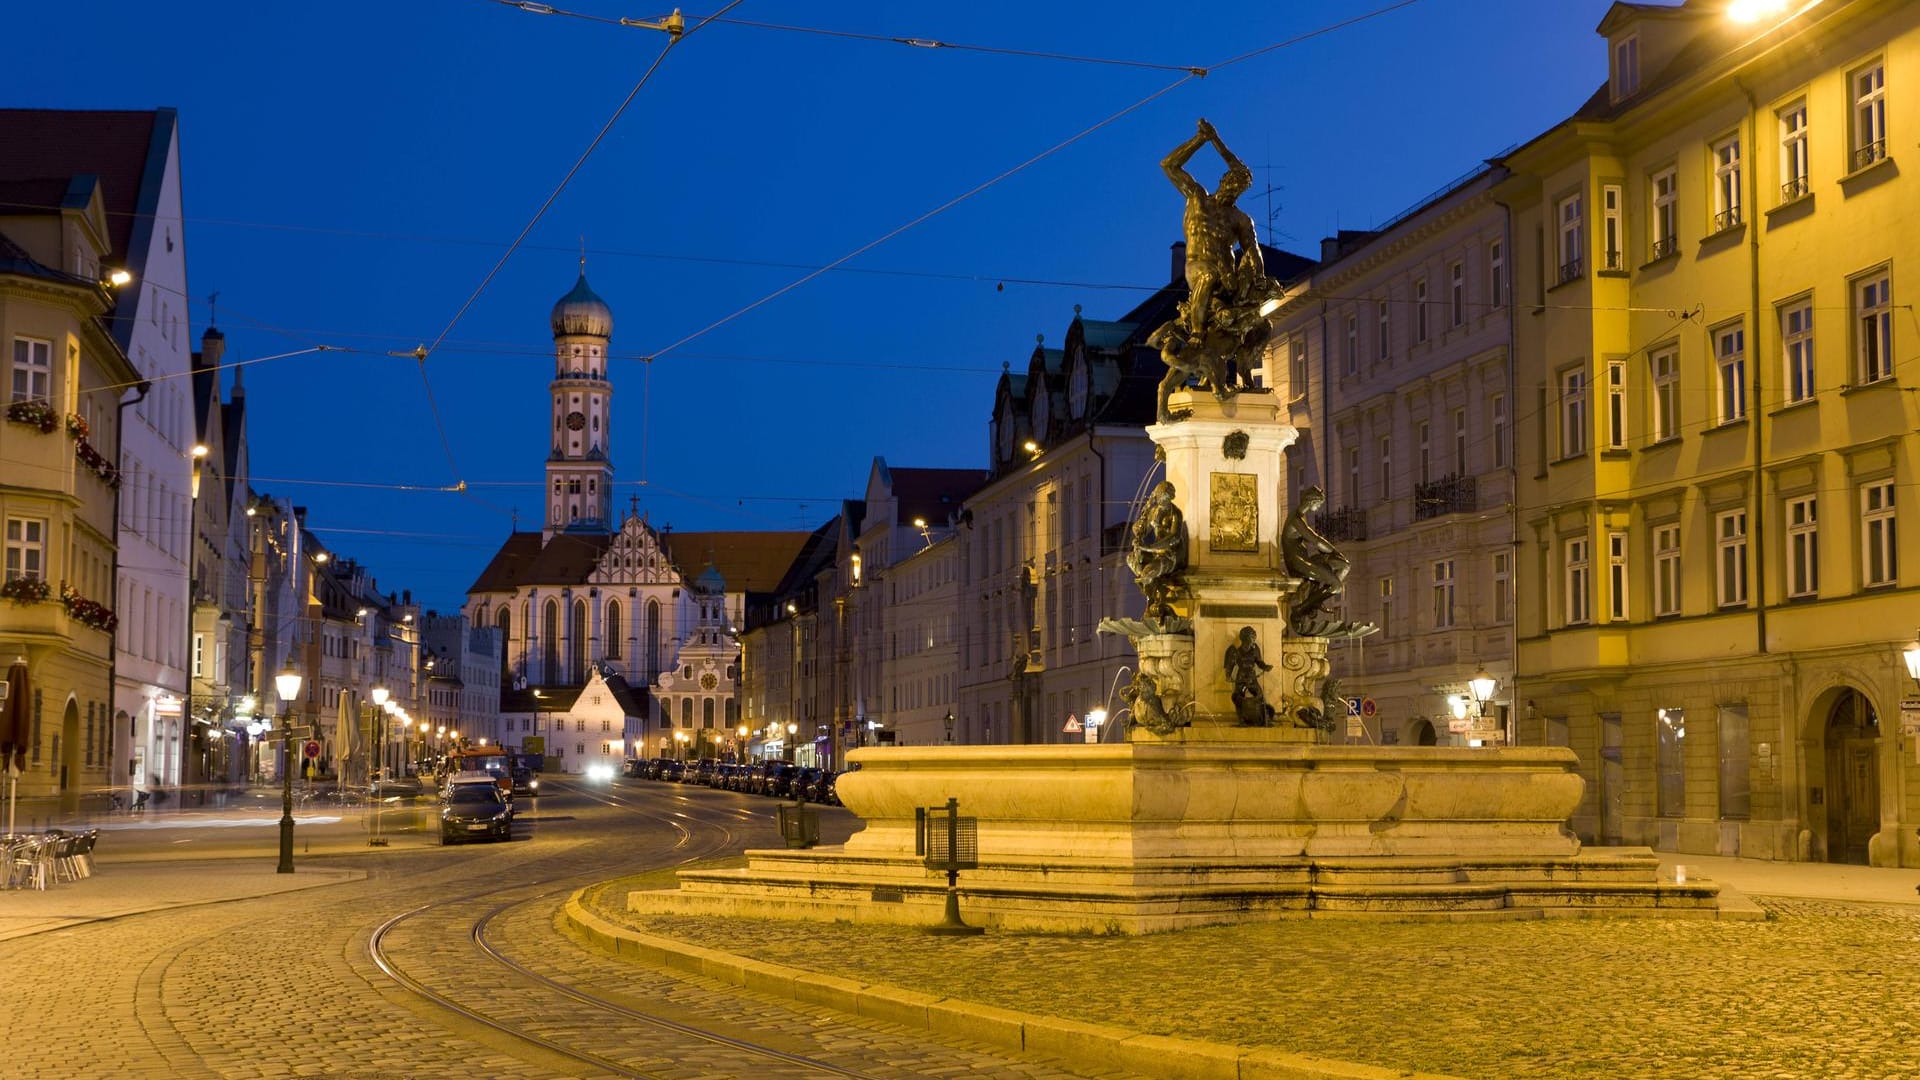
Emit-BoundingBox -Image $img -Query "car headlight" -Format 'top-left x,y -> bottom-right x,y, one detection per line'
529,779 -> 538,790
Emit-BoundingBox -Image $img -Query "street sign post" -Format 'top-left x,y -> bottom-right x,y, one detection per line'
303,740 -> 321,760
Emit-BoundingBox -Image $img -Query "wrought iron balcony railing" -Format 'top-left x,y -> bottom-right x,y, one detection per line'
1313,506 -> 1368,542
1414,473 -> 1478,521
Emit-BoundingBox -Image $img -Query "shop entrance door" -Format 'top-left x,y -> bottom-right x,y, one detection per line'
1822,690 -> 1879,865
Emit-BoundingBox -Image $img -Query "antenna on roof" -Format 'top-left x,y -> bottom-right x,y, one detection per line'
579,235 -> 586,274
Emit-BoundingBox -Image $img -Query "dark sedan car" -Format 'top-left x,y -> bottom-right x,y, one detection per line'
441,784 -> 512,844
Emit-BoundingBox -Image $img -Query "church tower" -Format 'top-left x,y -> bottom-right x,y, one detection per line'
545,263 -> 615,537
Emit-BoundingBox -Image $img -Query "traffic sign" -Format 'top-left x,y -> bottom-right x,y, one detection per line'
1062,715 -> 1084,733
1344,696 -> 1362,717
1360,697 -> 1378,718
303,740 -> 321,759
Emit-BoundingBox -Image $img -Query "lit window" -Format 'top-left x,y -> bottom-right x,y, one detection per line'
1608,531 -> 1628,621
3,517 -> 45,583
1600,184 -> 1624,271
1565,536 -> 1591,626
1606,358 -> 1627,450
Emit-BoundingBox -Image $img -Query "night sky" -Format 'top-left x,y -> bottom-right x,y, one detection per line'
14,0 -> 1618,611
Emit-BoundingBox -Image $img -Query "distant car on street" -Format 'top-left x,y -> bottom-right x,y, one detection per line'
510,766 -> 539,798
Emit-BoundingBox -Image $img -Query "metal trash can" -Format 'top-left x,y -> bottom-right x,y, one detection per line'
777,801 -> 819,849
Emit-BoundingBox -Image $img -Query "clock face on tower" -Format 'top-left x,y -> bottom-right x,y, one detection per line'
699,672 -> 718,691
565,410 -> 587,431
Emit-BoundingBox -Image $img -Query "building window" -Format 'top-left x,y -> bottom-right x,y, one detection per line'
1613,33 -> 1639,99
1781,298 -> 1815,405
1346,446 -> 1360,507
1557,194 -> 1583,282
1289,337 -> 1308,400
1607,531 -> 1628,621
1605,358 -> 1627,450
1786,495 -> 1817,598
1452,407 -> 1468,476
1378,576 -> 1394,636
1657,707 -> 1685,819
1491,551 -> 1511,623
1851,61 -> 1887,171
1414,278 -> 1429,343
1431,559 -> 1455,629
1600,184 -> 1624,271
1344,313 -> 1358,376
1488,239 -> 1505,308
1654,523 -> 1681,617
1716,509 -> 1749,608
1560,366 -> 1588,459
1779,100 -> 1809,201
1650,348 -> 1679,442
1864,481 -> 1897,588
1417,421 -> 1431,485
192,634 -> 204,679
1449,262 -> 1465,327
1711,134 -> 1742,231
1715,323 -> 1746,424
1855,270 -> 1893,384
1650,166 -> 1678,260
1491,393 -> 1509,467
1378,435 -> 1391,498
4,517 -> 45,583
605,599 -> 621,659
1566,536 -> 1591,626
10,338 -> 51,404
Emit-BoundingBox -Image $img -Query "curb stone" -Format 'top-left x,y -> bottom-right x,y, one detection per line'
561,890 -> 1465,1080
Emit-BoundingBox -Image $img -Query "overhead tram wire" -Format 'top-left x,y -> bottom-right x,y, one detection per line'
412,0 -> 745,510
480,0 -> 1207,73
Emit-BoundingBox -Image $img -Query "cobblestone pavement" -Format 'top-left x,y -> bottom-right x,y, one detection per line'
596,889 -> 1920,1079
0,785 -> 1154,1080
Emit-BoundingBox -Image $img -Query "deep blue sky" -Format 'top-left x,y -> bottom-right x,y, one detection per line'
16,0 -> 1620,611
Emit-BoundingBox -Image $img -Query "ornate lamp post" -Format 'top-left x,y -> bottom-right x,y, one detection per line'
943,710 -> 956,744
274,662 -> 304,874
1903,631 -> 1920,688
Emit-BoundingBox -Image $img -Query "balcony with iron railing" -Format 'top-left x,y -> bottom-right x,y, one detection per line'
1313,506 -> 1368,542
1414,473 -> 1478,521
1650,235 -> 1678,260
1711,207 -> 1742,232
1779,175 -> 1809,202
1556,257 -> 1582,285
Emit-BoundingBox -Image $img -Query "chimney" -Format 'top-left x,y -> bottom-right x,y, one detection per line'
1169,241 -> 1187,286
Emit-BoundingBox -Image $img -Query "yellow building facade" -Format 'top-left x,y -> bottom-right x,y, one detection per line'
1505,0 -> 1920,865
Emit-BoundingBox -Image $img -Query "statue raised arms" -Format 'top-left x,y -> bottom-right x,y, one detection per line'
1163,118 -> 1265,339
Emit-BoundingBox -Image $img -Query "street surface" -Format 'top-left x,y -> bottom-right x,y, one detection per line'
0,777 -> 1152,1080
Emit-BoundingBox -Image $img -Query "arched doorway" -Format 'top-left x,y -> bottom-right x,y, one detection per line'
1821,688 -> 1880,865
1405,718 -> 1437,746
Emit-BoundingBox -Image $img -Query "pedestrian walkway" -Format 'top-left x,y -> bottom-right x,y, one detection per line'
1655,850 -> 1920,906
0,859 -> 361,941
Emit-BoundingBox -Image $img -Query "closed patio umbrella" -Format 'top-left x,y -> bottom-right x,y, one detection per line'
2,657 -> 30,837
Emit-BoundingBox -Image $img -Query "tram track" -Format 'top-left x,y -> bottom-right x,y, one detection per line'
367,778 -> 907,1079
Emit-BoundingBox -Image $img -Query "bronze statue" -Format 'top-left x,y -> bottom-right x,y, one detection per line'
1281,486 -> 1375,638
1150,120 -> 1281,421
1121,667 -> 1182,736
1126,481 -> 1188,623
1223,625 -> 1275,726
1164,118 -> 1265,339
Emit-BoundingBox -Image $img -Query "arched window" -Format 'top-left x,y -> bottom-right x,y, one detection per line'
569,599 -> 587,684
702,698 -> 716,729
542,599 -> 559,683
495,607 -> 512,681
680,698 -> 692,728
605,599 -> 622,659
646,600 -> 661,680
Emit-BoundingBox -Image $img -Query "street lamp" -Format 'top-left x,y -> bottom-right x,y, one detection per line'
1468,667 -> 1498,712
274,661 -> 303,874
737,724 -> 750,762
786,721 -> 798,762
1903,630 -> 1920,688
943,710 -> 956,744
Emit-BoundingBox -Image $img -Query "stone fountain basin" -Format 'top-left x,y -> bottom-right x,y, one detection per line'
835,742 -> 1586,861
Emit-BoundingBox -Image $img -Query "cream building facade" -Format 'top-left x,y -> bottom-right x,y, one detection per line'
1268,171 -> 1517,748
1504,0 -> 1920,865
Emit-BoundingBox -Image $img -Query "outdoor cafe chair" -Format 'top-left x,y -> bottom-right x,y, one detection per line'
3,834 -> 54,890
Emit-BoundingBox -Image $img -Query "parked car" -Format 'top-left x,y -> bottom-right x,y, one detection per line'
441,783 -> 512,844
661,759 -> 686,782
756,762 -> 797,798
787,767 -> 820,801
